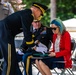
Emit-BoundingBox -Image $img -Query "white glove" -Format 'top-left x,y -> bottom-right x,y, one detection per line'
38,42 -> 47,47
17,49 -> 24,55
36,42 -> 48,54
36,47 -> 47,54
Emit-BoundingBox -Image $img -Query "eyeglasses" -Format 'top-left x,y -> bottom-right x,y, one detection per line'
51,27 -> 58,30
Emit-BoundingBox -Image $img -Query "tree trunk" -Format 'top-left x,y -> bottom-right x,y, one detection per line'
50,0 -> 56,21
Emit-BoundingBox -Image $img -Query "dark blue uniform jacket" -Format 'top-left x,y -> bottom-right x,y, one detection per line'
3,9 -> 34,47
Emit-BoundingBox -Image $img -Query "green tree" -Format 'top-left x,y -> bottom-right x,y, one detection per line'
57,0 -> 76,20
22,0 -> 76,27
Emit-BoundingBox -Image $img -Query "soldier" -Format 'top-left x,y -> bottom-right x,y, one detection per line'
0,0 -> 14,20
0,2 -> 48,75
17,20 -> 53,75
18,20 -> 53,53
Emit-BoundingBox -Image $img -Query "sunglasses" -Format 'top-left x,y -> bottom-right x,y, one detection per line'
51,27 -> 58,30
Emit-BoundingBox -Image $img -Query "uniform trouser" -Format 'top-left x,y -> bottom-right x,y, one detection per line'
17,52 -> 33,75
0,21 -> 22,75
22,53 -> 33,75
0,48 -> 3,74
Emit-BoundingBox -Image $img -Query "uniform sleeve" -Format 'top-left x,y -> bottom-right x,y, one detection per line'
21,11 -> 35,47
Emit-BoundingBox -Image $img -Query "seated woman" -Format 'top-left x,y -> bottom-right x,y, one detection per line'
35,18 -> 72,75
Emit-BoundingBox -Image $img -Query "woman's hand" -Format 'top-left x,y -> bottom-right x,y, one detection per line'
48,52 -> 56,57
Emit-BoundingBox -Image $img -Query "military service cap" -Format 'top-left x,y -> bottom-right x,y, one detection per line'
32,2 -> 48,15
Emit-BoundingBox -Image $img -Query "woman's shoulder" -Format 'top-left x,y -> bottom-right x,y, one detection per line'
63,31 -> 70,35
62,31 -> 71,37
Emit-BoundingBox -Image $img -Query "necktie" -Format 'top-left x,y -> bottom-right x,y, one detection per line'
35,29 -> 37,32
33,29 -> 37,33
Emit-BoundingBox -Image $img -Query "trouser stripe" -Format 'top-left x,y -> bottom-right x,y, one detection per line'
26,55 -> 33,75
6,44 -> 11,75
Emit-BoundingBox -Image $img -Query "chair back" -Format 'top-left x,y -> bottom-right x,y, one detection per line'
71,39 -> 76,58
71,39 -> 76,51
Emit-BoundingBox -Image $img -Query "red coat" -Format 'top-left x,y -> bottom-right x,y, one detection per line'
53,31 -> 72,68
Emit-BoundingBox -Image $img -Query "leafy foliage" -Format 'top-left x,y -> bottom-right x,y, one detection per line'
57,0 -> 76,20
22,0 -> 76,27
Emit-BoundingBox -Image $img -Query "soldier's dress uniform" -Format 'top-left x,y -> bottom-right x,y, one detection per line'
0,2 -> 48,75
21,25 -> 53,50
19,25 -> 53,75
0,9 -> 34,75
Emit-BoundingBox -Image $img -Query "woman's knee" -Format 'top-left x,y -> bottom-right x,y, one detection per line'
39,60 -> 43,65
35,59 -> 39,65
